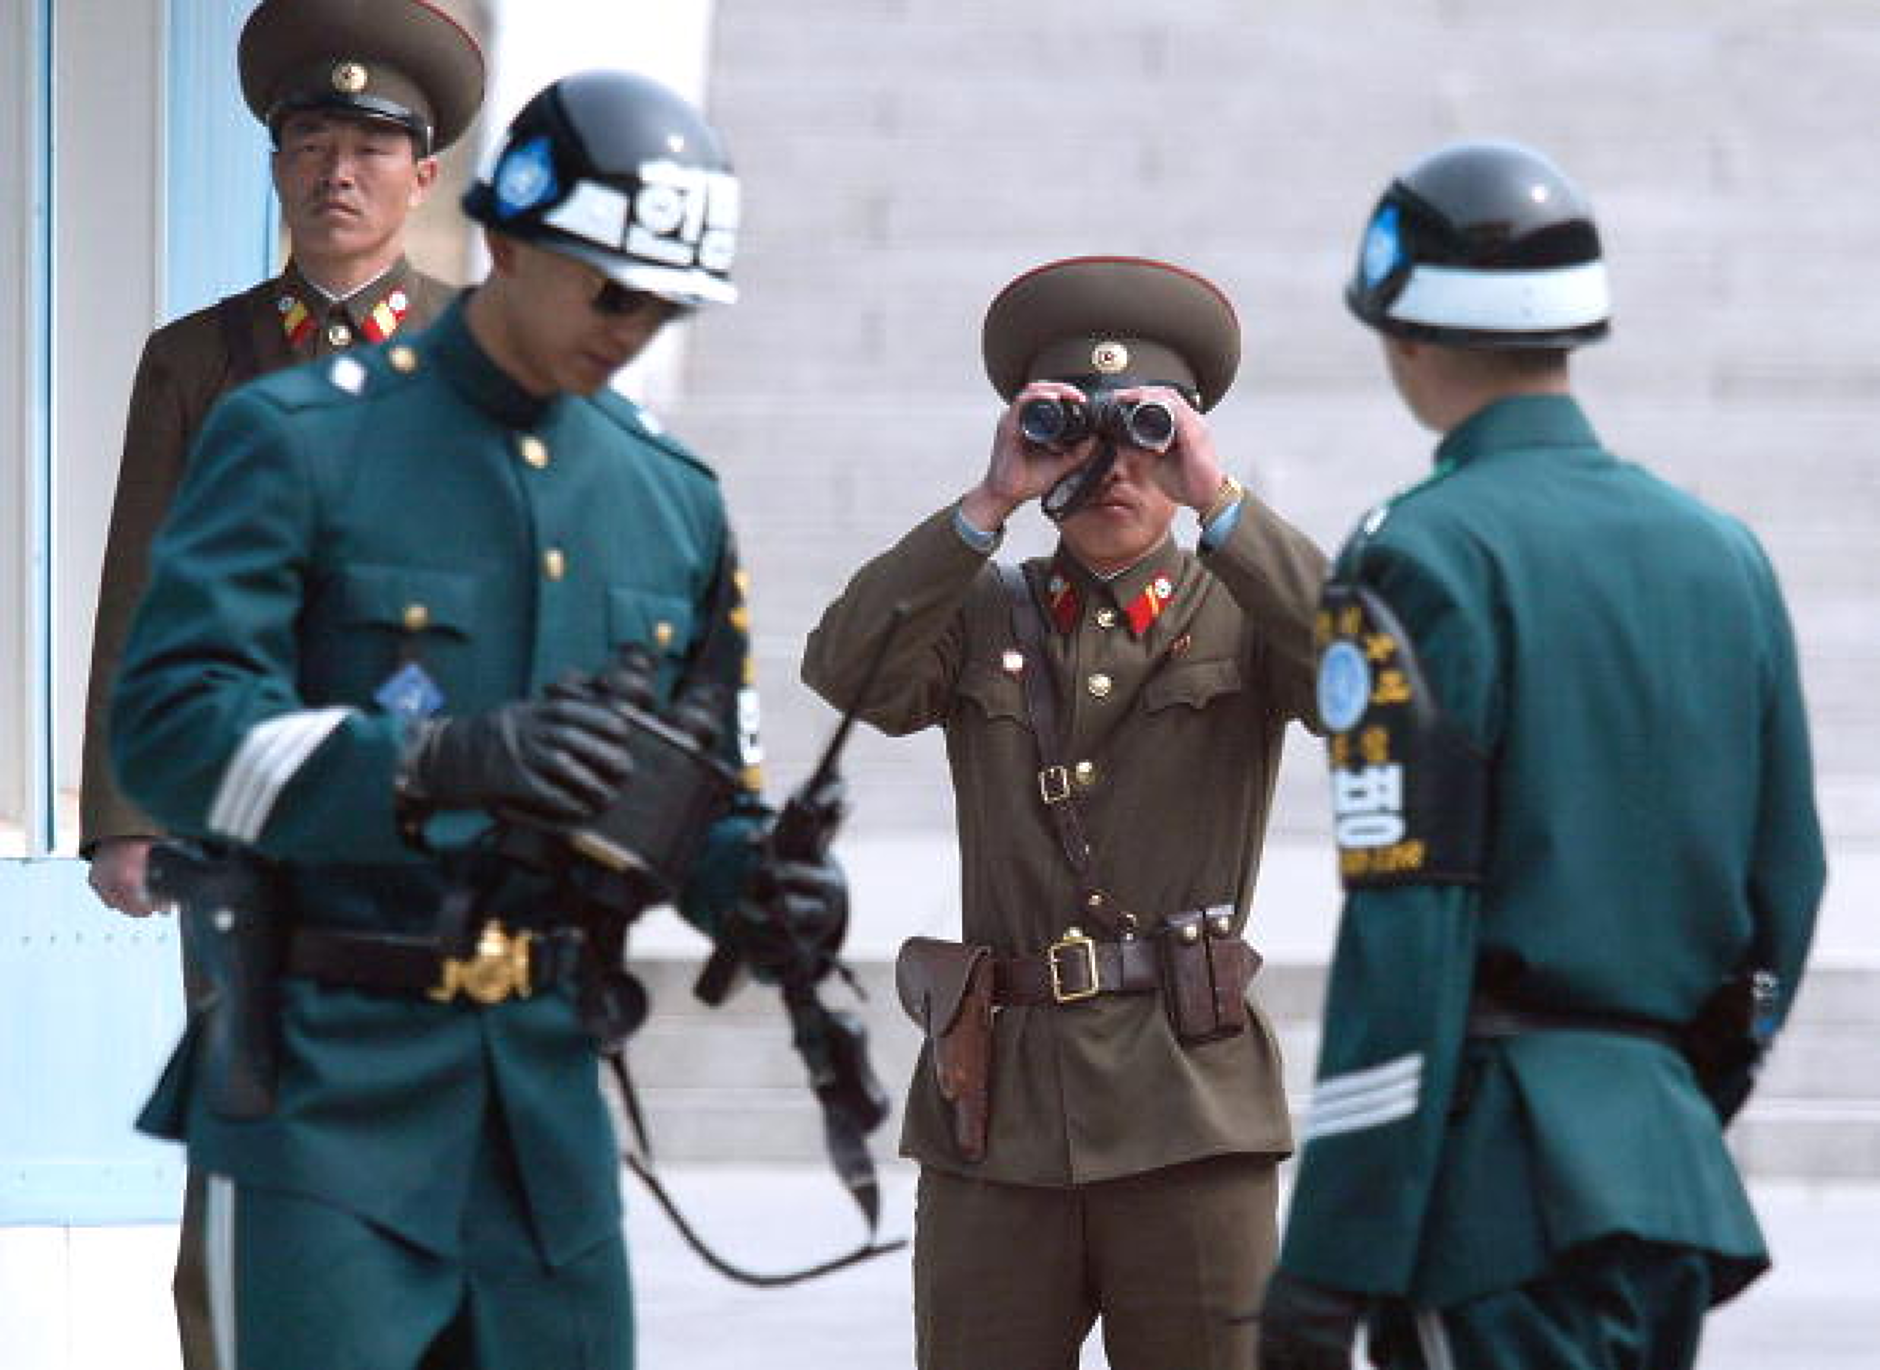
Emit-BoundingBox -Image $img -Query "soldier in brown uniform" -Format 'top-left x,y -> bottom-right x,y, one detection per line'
76,2 -> 481,1365
803,256 -> 1326,1370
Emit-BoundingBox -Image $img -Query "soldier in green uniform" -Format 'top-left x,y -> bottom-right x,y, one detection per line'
78,6 -> 482,1365
804,257 -> 1326,1370
110,70 -> 834,1370
84,0 -> 480,912
1257,142 -> 1826,1370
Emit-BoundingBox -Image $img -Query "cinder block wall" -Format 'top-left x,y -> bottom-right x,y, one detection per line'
671,0 -> 1877,869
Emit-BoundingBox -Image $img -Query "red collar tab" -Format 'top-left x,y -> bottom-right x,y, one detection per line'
1123,573 -> 1177,635
1044,571 -> 1082,635
360,286 -> 413,343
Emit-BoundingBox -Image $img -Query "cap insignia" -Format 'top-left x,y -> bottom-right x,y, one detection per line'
1092,341 -> 1129,374
492,135 -> 559,220
331,61 -> 369,96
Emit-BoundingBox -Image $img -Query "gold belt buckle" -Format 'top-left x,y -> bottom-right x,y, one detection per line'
1047,926 -> 1100,1004
428,921 -> 535,1005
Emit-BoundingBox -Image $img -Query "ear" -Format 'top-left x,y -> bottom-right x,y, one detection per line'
408,155 -> 441,208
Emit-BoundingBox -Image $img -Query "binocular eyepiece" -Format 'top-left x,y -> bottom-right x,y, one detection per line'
1019,393 -> 1176,452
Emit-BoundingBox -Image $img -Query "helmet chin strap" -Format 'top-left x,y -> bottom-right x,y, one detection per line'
1041,435 -> 1118,524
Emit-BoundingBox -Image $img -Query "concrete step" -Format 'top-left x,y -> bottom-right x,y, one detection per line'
624,957 -> 1880,1180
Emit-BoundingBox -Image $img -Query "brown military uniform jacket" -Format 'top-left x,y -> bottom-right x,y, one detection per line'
803,497 -> 1327,1186
80,258 -> 454,850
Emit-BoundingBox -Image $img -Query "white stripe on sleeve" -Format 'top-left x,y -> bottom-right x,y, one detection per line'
206,706 -> 355,843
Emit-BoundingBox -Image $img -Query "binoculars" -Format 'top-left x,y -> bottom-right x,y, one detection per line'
1018,393 -> 1176,452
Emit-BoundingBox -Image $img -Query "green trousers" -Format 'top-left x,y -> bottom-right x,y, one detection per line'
914,1153 -> 1279,1370
1372,1236 -> 1714,1370
203,1106 -> 632,1369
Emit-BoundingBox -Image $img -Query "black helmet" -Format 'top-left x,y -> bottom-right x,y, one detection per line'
464,69 -> 739,308
1346,140 -> 1609,350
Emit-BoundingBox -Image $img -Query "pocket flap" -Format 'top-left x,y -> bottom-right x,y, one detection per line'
1141,656 -> 1242,713
895,937 -> 992,1034
607,586 -> 696,657
955,661 -> 1027,724
334,564 -> 478,637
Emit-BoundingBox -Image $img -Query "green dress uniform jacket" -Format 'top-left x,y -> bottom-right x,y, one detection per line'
803,496 -> 1326,1185
1280,395 -> 1826,1308
111,298 -> 764,1268
82,258 -> 453,849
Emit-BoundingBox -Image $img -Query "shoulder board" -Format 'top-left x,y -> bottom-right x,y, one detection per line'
588,388 -> 719,482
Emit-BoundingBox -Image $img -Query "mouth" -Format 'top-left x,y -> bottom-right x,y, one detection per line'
309,199 -> 361,219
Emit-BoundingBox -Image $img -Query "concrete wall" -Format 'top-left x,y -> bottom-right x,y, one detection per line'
665,0 -> 1879,964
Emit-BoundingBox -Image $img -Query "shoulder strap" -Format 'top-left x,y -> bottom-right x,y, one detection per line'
997,564 -> 1123,931
215,294 -> 263,388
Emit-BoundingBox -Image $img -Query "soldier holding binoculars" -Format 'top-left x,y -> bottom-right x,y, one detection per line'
805,255 -> 1326,1370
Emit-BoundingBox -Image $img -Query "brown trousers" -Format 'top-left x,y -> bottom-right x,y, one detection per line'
914,1153 -> 1279,1370
175,939 -> 218,1370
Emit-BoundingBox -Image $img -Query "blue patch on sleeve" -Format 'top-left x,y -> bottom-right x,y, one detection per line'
1317,640 -> 1372,732
374,662 -> 446,722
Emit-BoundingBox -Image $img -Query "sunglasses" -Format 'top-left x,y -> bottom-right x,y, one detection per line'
588,276 -> 688,322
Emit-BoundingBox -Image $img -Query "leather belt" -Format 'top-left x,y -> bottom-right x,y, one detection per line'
289,921 -> 584,1005
995,933 -> 1163,1007
1466,990 -> 1682,1052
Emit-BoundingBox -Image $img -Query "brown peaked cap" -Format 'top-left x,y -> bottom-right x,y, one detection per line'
982,256 -> 1241,411
239,0 -> 484,152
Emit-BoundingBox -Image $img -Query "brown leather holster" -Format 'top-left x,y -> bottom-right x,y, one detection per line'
895,936 -> 995,1163
1155,909 -> 1259,1045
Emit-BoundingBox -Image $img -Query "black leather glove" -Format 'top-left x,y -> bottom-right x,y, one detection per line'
1255,1271 -> 1367,1370
397,693 -> 634,823
720,850 -> 849,986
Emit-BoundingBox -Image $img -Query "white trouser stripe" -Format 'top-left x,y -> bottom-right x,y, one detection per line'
1387,260 -> 1610,334
1415,1308 -> 1457,1370
207,707 -> 354,842
206,1174 -> 237,1370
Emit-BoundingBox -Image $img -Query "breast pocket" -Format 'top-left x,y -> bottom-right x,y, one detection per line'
607,586 -> 697,693
324,563 -> 481,706
1140,656 -> 1244,716
954,660 -> 1030,729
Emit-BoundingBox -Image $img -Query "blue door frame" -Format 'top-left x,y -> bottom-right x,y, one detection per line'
0,0 -> 272,1226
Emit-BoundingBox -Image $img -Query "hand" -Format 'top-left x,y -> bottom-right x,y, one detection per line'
397,692 -> 635,823
721,850 -> 850,986
87,836 -> 161,916
1110,384 -> 1227,513
1255,1271 -> 1367,1370
960,381 -> 1102,531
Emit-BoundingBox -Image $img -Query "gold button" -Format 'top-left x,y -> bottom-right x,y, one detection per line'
1087,672 -> 1112,699
1094,607 -> 1117,629
653,621 -> 674,647
1181,923 -> 1201,944
543,548 -> 566,580
1073,760 -> 1096,787
1001,649 -> 1025,675
401,603 -> 429,631
1085,892 -> 1105,911
1211,914 -> 1234,936
388,345 -> 418,374
518,435 -> 549,469
326,321 -> 353,347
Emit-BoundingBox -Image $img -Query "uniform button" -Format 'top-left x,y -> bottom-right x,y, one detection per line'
653,621 -> 674,648
401,603 -> 430,631
543,548 -> 567,580
326,321 -> 353,347
518,435 -> 549,469
388,345 -> 419,374
1087,672 -> 1112,699
1073,760 -> 1097,787
1180,922 -> 1202,944
1094,607 -> 1117,629
1085,891 -> 1106,912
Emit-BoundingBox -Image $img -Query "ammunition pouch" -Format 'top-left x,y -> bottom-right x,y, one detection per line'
895,937 -> 995,1163
148,841 -> 285,1120
1154,907 -> 1258,1045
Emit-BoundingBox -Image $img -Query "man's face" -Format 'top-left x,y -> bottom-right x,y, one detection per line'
271,110 -> 436,269
492,238 -> 682,397
1057,442 -> 1179,574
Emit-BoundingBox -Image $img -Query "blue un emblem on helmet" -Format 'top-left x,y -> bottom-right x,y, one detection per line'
493,135 -> 558,219
1361,202 -> 1403,290
1317,641 -> 1372,733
